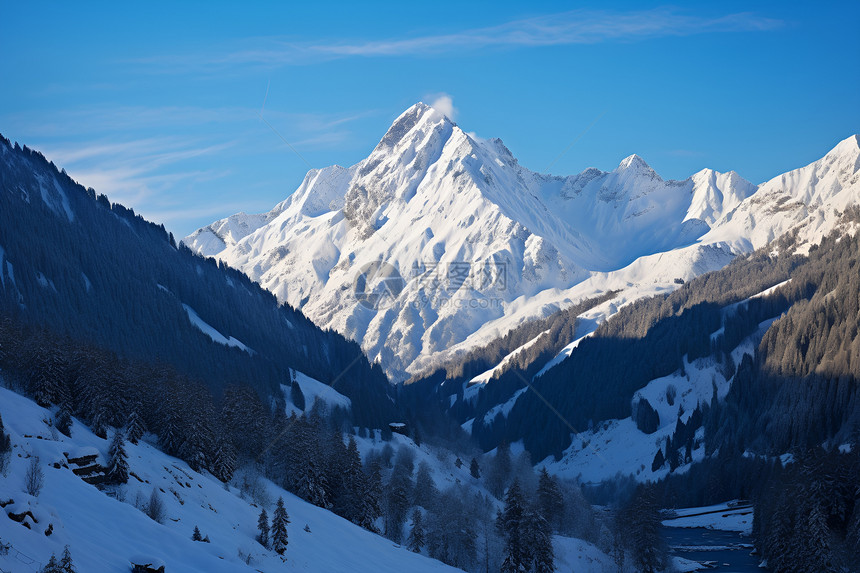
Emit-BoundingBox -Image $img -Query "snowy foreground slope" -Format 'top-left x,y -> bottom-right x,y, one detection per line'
186,103 -> 860,382
0,385 -> 617,573
0,386 -> 458,573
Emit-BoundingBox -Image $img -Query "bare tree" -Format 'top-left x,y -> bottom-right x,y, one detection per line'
145,488 -> 165,523
25,456 -> 44,496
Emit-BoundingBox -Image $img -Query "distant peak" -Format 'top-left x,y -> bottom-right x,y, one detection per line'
400,101 -> 451,123
377,102 -> 450,149
406,101 -> 434,115
829,134 -> 860,157
616,153 -> 653,173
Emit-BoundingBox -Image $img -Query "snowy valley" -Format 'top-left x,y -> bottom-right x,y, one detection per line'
1,117 -> 859,573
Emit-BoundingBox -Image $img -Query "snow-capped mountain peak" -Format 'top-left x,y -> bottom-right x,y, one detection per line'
616,153 -> 657,177
374,102 -> 452,152
687,168 -> 758,226
185,107 -> 858,381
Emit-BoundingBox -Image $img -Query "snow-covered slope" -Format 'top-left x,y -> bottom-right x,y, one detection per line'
283,370 -> 352,416
535,282 -> 786,484
0,383 -> 618,573
0,385 -> 459,573
185,104 -> 859,382
702,134 -> 860,254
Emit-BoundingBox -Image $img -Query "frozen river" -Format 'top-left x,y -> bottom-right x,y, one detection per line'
663,526 -> 767,572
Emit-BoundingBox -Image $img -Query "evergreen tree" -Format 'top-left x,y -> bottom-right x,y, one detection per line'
56,405 -> 73,437
795,454 -> 838,573
192,526 -> 203,541
651,448 -> 665,472
498,479 -> 526,573
271,497 -> 290,555
41,555 -> 61,573
257,508 -> 270,548
30,346 -> 65,408
384,451 -> 414,543
407,509 -> 425,553
58,545 -> 76,573
335,436 -> 365,524
296,457 -> 330,509
487,441 -> 512,498
469,457 -> 480,479
610,514 -> 626,573
526,507 -> 554,573
291,381 -> 306,411
537,467 -> 564,531
799,500 -> 835,572
126,405 -> 145,444
847,504 -> 860,565
634,398 -> 660,434
177,400 -> 214,473
358,459 -> 383,533
623,486 -> 665,573
159,401 -> 182,456
763,490 -> 795,571
425,485 -> 478,569
106,429 -> 129,484
413,461 -> 437,509
211,439 -> 236,483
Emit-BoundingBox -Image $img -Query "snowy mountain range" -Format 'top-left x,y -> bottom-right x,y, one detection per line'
185,103 -> 860,382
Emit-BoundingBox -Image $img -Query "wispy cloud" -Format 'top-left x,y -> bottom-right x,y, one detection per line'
39,137 -> 235,209
5,101 -> 380,235
306,9 -> 780,57
146,8 -> 781,70
5,105 -> 373,140
428,93 -> 457,121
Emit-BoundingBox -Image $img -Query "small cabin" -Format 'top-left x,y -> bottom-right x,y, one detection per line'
64,447 -> 99,466
388,422 -> 408,436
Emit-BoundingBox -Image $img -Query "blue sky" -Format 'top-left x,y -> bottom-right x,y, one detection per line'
2,1 -> 858,238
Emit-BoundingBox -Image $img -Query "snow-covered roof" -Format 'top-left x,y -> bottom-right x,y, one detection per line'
129,555 -> 166,567
65,446 -> 99,459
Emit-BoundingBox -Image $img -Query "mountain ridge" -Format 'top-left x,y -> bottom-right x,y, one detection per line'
185,103 -> 859,382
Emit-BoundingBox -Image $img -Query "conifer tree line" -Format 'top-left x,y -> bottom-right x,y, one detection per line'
0,314 -> 383,503
405,220 -> 860,570
365,437 -> 613,572
600,224 -> 860,570
403,290 -> 618,440
435,289 -> 619,382
0,134 -> 394,428
462,222 -> 857,465
753,447 -> 860,572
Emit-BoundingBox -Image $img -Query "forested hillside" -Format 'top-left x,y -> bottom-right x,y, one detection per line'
439,214 -> 860,570
476,217 -> 858,462
0,135 -> 393,427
